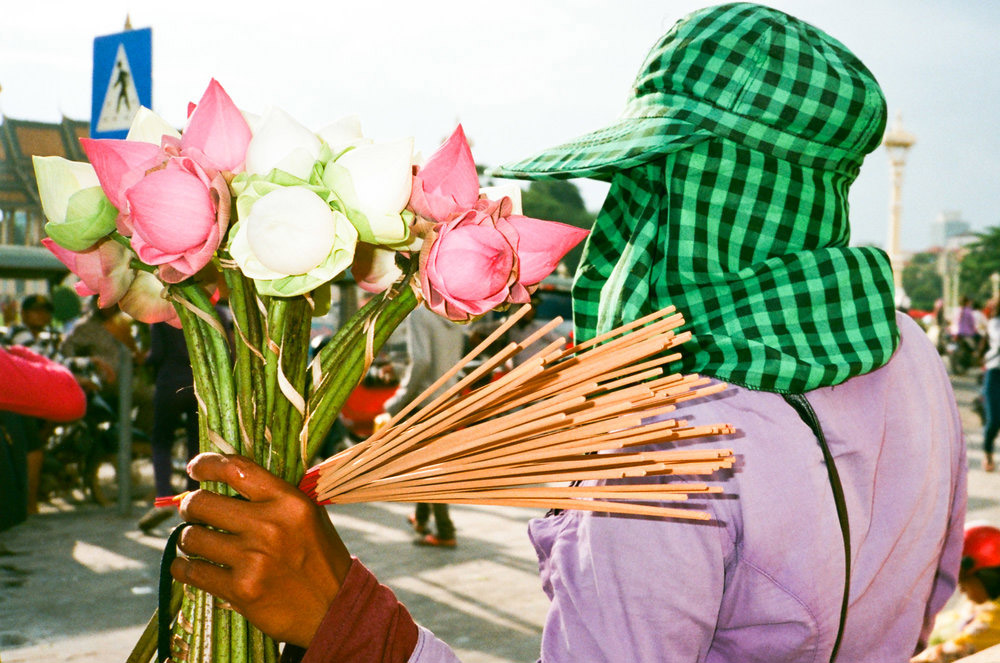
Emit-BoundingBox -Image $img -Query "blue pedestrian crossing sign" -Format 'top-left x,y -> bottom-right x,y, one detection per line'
91,27 -> 152,139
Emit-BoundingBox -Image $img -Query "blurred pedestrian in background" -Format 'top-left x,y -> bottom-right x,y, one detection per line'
382,305 -> 466,547
980,300 -> 1000,472
138,321 -> 199,532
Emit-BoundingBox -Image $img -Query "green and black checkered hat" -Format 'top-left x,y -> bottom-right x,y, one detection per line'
492,2 -> 885,182
494,3 -> 898,394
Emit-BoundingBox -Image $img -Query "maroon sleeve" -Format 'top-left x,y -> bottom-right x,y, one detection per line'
0,346 -> 86,421
280,557 -> 419,663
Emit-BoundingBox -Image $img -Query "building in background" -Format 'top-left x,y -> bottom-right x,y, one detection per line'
0,115 -> 79,298
931,210 -> 972,250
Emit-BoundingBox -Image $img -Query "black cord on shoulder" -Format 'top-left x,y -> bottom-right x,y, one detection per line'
783,393 -> 850,663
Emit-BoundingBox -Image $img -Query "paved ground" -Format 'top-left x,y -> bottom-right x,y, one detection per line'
1,368 -> 999,663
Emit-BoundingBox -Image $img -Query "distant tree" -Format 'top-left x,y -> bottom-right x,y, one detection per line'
901,252 -> 942,312
959,226 -> 1000,305
520,180 -> 596,274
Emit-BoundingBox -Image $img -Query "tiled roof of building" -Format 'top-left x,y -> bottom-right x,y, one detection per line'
0,116 -> 89,210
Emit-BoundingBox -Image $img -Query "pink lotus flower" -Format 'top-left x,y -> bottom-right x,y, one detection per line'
181,79 -> 252,174
418,197 -> 587,321
125,158 -> 231,283
42,237 -> 135,308
408,124 -> 479,223
80,80 -> 249,279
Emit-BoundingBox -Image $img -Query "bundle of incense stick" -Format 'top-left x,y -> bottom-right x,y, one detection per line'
298,304 -> 735,521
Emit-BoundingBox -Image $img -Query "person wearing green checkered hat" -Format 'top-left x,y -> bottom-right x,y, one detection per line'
142,5 -> 967,663
486,3 -> 966,662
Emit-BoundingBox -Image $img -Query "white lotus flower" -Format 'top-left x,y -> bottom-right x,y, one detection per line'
245,107 -> 322,180
33,157 -> 101,224
324,138 -> 413,245
318,115 -> 370,156
243,187 -> 338,276
126,106 -> 181,144
479,183 -> 524,214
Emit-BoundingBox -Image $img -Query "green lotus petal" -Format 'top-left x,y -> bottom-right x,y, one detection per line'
310,282 -> 332,317
44,186 -> 118,251
255,247 -> 353,297
322,161 -> 410,245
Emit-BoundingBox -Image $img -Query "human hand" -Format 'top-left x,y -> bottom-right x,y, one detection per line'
171,453 -> 352,647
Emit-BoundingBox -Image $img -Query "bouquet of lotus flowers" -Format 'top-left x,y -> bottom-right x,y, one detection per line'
33,79 -> 734,663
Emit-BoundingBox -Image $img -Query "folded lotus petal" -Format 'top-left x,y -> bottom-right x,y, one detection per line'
32,156 -> 101,223
507,216 -> 589,285
127,106 -> 181,144
43,187 -> 119,251
42,238 -> 135,308
126,167 -> 217,254
317,115 -> 367,156
351,244 -> 402,294
335,138 -> 413,217
154,223 -> 222,283
118,271 -> 181,327
478,185 -> 523,215
245,107 -> 322,180
408,125 -> 478,223
80,138 -> 163,210
182,79 -> 252,173
245,187 -> 338,275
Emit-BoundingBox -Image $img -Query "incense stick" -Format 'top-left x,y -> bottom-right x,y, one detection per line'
300,305 -> 735,520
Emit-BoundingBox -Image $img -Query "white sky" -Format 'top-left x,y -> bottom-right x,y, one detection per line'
2,0 -> 998,253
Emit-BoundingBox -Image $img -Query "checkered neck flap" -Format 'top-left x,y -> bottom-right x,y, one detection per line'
571,139 -> 898,394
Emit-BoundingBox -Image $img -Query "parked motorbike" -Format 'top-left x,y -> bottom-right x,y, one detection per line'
39,393 -> 152,506
946,335 -> 980,376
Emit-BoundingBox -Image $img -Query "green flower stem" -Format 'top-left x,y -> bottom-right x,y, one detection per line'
177,282 -> 239,453
126,581 -> 182,663
224,270 -> 267,464
305,284 -> 417,459
251,626 -> 265,662
174,301 -> 225,456
281,297 -> 312,481
262,297 -> 285,471
264,298 -> 288,475
213,601 -> 231,662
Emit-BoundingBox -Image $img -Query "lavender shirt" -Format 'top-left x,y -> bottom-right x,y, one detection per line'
409,314 -> 967,662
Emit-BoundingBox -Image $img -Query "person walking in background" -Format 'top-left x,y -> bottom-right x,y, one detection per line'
381,305 -> 466,547
137,321 -> 200,533
468,294 -> 565,371
980,300 -> 1000,472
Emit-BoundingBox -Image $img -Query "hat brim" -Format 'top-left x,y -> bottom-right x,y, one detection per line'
489,115 -> 710,182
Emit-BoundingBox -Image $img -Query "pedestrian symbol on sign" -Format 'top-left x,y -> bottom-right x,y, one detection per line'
95,44 -> 141,133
